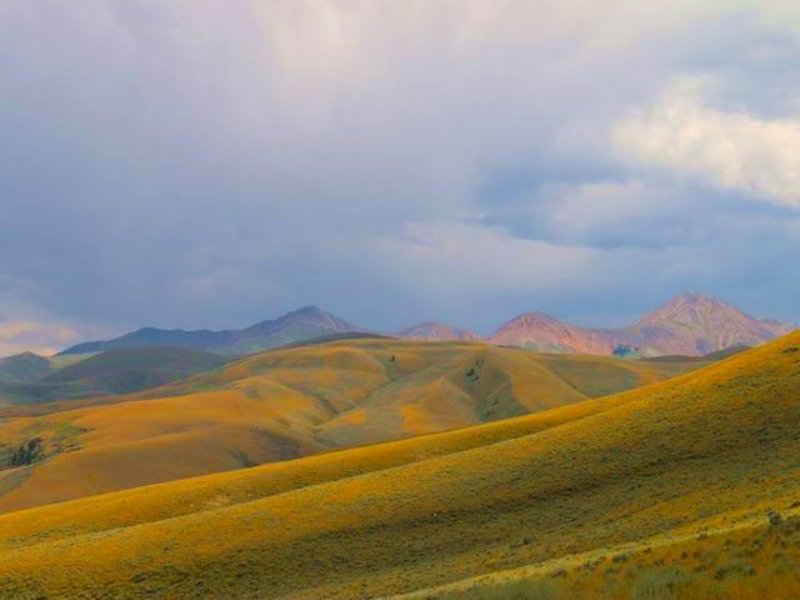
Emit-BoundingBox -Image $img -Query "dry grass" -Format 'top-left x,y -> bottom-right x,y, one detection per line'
0,333 -> 794,597
411,512 -> 800,599
0,338 -> 699,512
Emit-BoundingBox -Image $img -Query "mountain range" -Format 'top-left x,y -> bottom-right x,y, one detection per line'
490,292 -> 794,356
61,306 -> 364,356
58,293 -> 794,358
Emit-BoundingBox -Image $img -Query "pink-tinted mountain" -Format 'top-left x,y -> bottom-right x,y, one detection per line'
58,294 -> 795,358
490,293 -> 795,357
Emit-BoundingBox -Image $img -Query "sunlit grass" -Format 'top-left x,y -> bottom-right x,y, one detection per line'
0,338 -> 699,513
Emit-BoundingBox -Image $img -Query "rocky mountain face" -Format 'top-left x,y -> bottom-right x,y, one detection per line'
489,312 -> 618,354
626,293 -> 794,356
489,293 -> 795,357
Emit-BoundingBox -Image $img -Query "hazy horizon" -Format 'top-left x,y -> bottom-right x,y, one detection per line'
4,290 -> 793,358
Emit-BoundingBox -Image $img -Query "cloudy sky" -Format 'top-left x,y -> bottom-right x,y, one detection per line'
2,0 -> 800,355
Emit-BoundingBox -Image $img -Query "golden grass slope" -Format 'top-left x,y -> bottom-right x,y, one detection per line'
0,338 -> 702,512
0,333 -> 796,598
404,509 -> 800,599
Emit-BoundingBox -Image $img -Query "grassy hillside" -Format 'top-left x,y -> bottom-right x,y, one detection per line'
0,333 -> 794,597
0,352 -> 97,385
0,339 -> 704,513
0,346 -> 229,405
404,512 -> 800,599
0,353 -> 53,383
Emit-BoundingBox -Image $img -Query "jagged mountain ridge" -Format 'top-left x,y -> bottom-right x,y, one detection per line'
60,306 -> 364,356
58,293 -> 795,358
490,293 -> 795,356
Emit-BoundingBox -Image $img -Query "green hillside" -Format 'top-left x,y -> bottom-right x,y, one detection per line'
0,353 -> 53,383
0,347 -> 229,405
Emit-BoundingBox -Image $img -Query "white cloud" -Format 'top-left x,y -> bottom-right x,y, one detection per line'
532,180 -> 692,246
0,285 -> 112,356
1,1 -> 800,331
375,221 -> 601,299
613,76 -> 800,207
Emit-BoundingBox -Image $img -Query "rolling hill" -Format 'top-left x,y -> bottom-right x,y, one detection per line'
490,292 -> 794,356
0,347 -> 230,405
0,352 -> 53,383
0,338 -> 707,513
0,332 -> 796,597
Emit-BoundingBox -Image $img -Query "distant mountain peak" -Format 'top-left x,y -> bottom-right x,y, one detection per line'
490,293 -> 794,357
660,292 -> 732,308
489,311 -> 614,353
60,305 -> 366,356
675,291 -> 717,301
267,305 -> 362,332
505,311 -> 564,325
397,322 -> 481,341
638,293 -> 746,327
287,305 -> 325,316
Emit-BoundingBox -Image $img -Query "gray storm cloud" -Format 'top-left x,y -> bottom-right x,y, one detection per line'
1,0 -> 800,354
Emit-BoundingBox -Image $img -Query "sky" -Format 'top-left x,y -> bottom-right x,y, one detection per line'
2,0 -> 800,355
